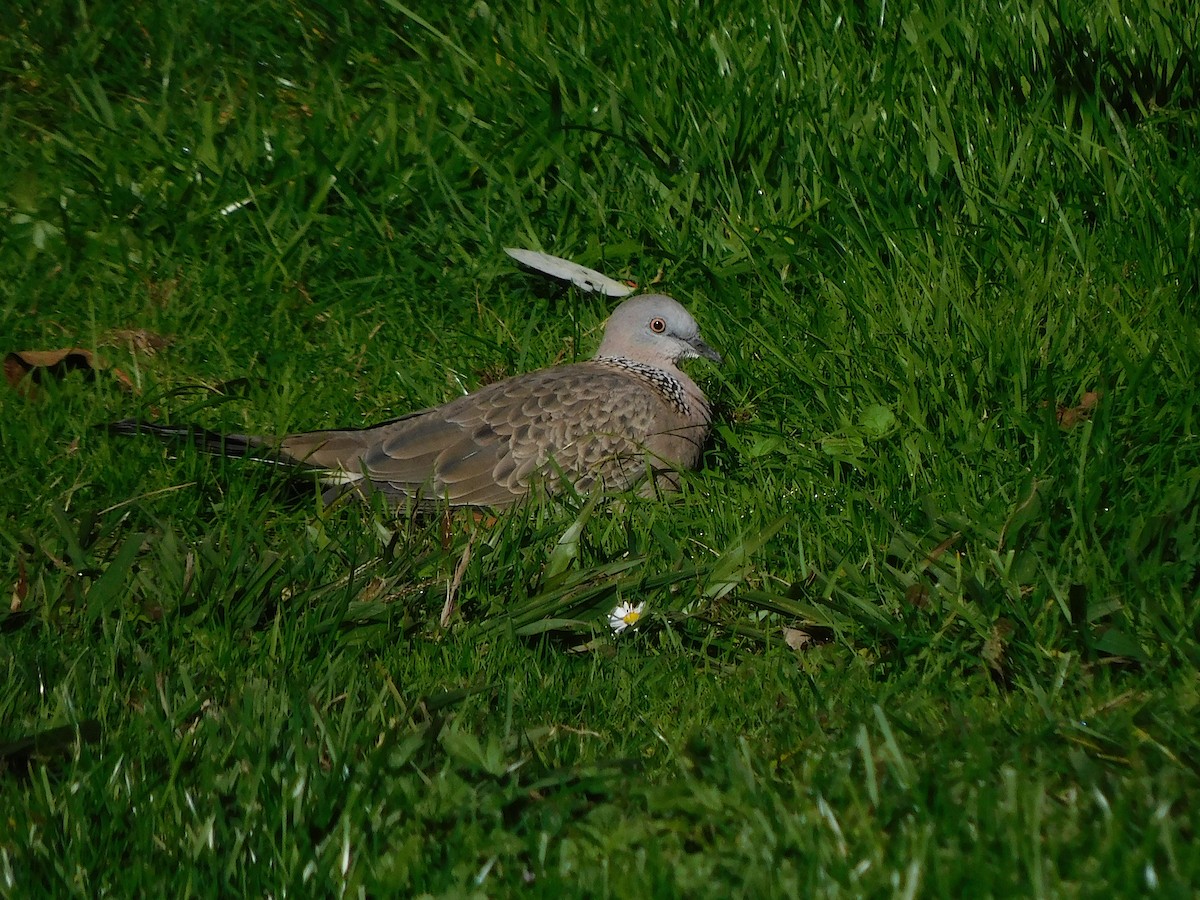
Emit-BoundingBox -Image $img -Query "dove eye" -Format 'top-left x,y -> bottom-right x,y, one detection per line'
649,317 -> 667,334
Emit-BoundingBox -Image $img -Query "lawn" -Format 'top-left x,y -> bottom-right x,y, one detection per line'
2,0 -> 1199,894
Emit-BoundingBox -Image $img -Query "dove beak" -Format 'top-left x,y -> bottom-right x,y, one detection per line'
690,337 -> 722,364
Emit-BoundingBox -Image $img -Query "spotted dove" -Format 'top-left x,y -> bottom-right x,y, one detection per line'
112,294 -> 720,507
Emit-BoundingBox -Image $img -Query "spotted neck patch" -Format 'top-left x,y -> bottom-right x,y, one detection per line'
594,355 -> 693,415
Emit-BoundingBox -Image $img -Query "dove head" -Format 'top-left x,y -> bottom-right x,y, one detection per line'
595,294 -> 721,368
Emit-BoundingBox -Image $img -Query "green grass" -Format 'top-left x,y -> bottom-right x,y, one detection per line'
2,0 -> 1199,894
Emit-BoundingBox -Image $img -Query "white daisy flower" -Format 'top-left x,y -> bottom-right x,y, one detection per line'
608,601 -> 645,633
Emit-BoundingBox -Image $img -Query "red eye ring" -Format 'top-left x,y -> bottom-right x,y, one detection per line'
649,317 -> 667,334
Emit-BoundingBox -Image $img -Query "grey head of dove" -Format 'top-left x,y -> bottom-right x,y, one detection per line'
594,293 -> 722,368
111,293 -> 721,508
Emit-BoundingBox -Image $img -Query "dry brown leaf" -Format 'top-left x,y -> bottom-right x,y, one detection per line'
5,348 -> 97,390
105,328 -> 173,356
475,362 -> 513,388
1052,390 -> 1101,429
10,554 -> 27,613
355,576 -> 389,605
5,347 -> 134,396
783,626 -> 814,652
905,582 -> 931,609
146,277 -> 179,306
922,532 -> 962,567
982,617 -> 1015,675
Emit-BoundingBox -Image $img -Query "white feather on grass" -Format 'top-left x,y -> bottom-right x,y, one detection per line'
504,247 -> 634,297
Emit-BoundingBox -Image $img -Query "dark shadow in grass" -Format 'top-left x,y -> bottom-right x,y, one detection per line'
0,610 -> 32,634
0,720 -> 101,778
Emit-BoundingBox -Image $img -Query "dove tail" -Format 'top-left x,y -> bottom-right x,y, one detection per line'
106,419 -> 262,459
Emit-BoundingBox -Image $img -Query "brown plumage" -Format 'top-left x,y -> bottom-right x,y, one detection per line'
113,294 -> 720,508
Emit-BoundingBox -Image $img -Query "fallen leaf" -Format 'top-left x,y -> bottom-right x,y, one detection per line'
504,247 -> 635,296
922,532 -> 961,566
10,554 -> 27,613
0,720 -> 102,769
5,347 -> 134,396
105,328 -> 173,355
905,582 -> 931,609
146,277 -> 179,306
783,626 -> 813,651
1051,390 -> 1101,429
474,361 -> 512,388
858,403 -> 896,438
982,617 -> 1015,676
6,348 -> 96,389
